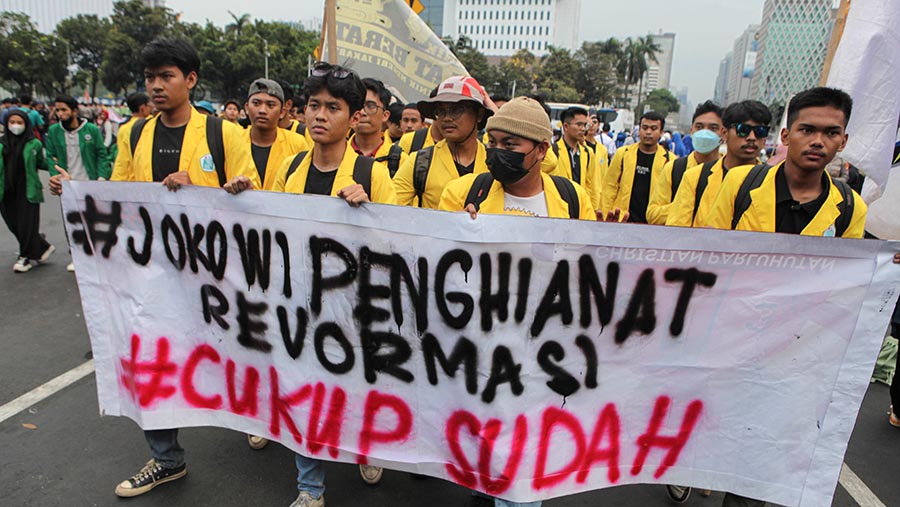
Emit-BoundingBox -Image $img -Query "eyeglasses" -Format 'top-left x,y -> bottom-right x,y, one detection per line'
734,123 -> 770,138
363,101 -> 384,115
310,62 -> 352,79
433,104 -> 470,120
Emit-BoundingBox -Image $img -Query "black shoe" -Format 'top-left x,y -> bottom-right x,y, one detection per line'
115,459 -> 187,497
666,484 -> 691,503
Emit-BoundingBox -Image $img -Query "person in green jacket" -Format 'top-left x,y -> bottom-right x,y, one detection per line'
45,95 -> 111,183
0,109 -> 54,273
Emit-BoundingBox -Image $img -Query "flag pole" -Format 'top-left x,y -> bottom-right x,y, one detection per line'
325,0 -> 338,64
819,0 -> 851,85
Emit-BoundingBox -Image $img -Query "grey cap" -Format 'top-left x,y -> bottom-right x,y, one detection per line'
248,78 -> 285,104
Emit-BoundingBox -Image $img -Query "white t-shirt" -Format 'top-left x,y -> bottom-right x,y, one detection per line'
503,191 -> 549,217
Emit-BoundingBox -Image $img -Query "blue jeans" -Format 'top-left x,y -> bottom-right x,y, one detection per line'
144,429 -> 184,469
295,453 -> 325,498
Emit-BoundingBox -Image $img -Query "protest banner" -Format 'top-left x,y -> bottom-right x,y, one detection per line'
320,0 -> 469,102
62,181 -> 899,506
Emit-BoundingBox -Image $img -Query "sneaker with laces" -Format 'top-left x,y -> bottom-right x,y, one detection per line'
666,484 -> 691,503
359,464 -> 383,485
289,491 -> 325,507
114,459 -> 187,497
37,244 -> 55,263
13,257 -> 33,273
247,433 -> 269,449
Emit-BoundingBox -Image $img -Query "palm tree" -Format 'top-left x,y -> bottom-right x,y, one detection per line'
633,35 -> 661,114
226,11 -> 251,37
615,36 -> 661,112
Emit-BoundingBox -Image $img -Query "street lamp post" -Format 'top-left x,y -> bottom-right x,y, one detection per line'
256,34 -> 270,79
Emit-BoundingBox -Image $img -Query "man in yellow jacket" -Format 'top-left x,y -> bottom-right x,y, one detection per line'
49,36 -> 259,500
241,78 -> 308,190
393,76 -> 493,209
349,77 -> 408,177
647,100 -> 724,224
603,111 -> 669,222
706,87 -> 866,239
440,97 -> 595,221
550,106 -> 604,213
667,100 -> 771,227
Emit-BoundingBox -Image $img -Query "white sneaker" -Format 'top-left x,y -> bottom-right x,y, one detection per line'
13,257 -> 33,273
37,244 -> 55,263
289,491 -> 324,507
359,464 -> 383,485
66,262 -> 75,272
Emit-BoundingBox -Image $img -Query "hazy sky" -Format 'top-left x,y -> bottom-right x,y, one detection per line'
167,0 -> 766,105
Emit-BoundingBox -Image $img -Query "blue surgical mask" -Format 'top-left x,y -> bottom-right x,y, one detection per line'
692,129 -> 721,154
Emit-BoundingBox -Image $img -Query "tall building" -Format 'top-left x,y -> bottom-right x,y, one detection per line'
726,24 -> 760,105
750,0 -> 838,105
442,0 -> 581,57
714,52 -> 733,105
419,0 -> 446,36
629,31 -> 676,110
0,0 -> 113,32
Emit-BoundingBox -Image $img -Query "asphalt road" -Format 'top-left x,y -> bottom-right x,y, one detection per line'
1,177 -> 897,507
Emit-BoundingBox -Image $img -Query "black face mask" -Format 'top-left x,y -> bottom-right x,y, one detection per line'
486,147 -> 534,185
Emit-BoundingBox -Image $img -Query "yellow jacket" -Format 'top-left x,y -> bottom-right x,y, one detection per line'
349,132 -> 409,170
111,108 -> 259,188
550,139 -> 604,212
270,142 -> 396,204
243,127 -> 309,190
439,171 -> 596,220
393,139 -> 488,209
704,162 -> 867,238
666,157 -> 729,228
397,125 -> 437,154
603,143 -> 669,216
647,151 -> 706,225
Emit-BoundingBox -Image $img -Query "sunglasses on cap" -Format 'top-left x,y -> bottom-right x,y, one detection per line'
734,123 -> 770,138
310,62 -> 353,79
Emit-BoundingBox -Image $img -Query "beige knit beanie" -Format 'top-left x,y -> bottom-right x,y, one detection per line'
485,97 -> 552,143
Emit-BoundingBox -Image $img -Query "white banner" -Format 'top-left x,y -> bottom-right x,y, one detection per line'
62,181 -> 899,506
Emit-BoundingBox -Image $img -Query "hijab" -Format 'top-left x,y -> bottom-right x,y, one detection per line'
2,109 -> 35,191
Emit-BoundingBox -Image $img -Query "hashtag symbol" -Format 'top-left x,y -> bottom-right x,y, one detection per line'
119,335 -> 178,408
66,195 -> 122,258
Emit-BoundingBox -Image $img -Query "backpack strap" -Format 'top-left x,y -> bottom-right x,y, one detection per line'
296,123 -> 306,135
670,156 -> 690,199
550,175 -> 580,219
285,150 -> 309,184
353,155 -> 374,200
129,118 -> 149,155
413,145 -> 435,207
464,172 -> 495,211
552,142 -> 560,158
205,115 -> 226,187
731,163 -> 771,230
831,177 -> 855,237
410,128 -> 428,153
692,160 -> 717,223
375,143 -> 403,178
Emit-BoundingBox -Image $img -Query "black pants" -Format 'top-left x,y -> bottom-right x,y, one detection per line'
891,299 -> 900,415
0,182 -> 49,260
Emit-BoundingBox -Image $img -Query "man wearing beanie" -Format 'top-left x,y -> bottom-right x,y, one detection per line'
439,97 -> 593,507
394,76 -> 493,209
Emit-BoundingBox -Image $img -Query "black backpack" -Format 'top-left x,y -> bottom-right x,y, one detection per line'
691,160 -> 718,223
284,151 -> 373,199
409,127 -> 429,153
464,172 -> 580,219
374,143 -> 404,178
731,164 -> 855,235
130,115 -> 227,187
412,145 -> 436,207
670,156 -> 691,199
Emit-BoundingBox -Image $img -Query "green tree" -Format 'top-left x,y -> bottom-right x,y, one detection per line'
495,48 -> 536,97
643,88 -> 679,117
535,46 -> 580,102
575,41 -> 620,107
101,0 -> 180,96
446,36 -> 497,92
56,14 -> 112,98
616,36 -> 660,111
0,12 -> 68,95
632,35 -> 661,114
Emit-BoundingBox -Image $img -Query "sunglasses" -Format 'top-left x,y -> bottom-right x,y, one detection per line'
310,63 -> 352,79
734,123 -> 770,138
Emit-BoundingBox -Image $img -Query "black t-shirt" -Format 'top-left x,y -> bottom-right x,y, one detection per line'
305,162 -> 337,196
151,122 -> 187,182
774,167 -> 829,234
628,149 -> 656,223
455,160 -> 475,177
251,144 -> 272,183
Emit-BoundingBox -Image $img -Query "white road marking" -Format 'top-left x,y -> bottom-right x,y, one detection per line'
840,462 -> 887,507
0,360 -> 95,424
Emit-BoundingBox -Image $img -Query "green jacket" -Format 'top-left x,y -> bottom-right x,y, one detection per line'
45,121 -> 111,180
0,139 -> 49,203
